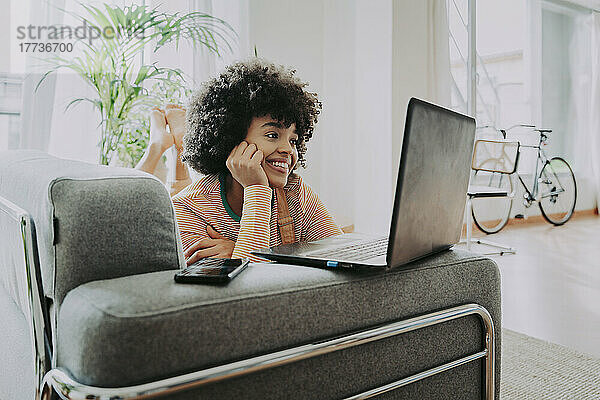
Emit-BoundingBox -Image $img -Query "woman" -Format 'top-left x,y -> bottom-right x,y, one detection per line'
139,58 -> 342,263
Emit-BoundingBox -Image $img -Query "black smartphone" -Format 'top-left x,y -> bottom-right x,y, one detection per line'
174,258 -> 249,284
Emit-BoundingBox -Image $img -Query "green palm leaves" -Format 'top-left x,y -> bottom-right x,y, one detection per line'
40,2 -> 236,166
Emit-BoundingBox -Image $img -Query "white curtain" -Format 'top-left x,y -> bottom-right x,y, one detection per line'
591,11 -> 600,207
427,0 -> 452,107
147,0 -> 249,88
191,0 -> 250,85
568,12 -> 592,175
47,0 -> 122,163
18,0 -> 65,151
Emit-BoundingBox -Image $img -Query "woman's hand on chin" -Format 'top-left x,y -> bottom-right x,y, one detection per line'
226,141 -> 269,187
184,226 -> 235,265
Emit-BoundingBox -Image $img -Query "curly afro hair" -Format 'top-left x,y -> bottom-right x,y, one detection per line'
182,58 -> 322,175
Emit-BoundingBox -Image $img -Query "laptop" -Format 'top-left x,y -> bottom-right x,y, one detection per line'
252,98 -> 476,269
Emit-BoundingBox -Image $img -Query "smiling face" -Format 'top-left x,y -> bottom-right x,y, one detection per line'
245,115 -> 299,188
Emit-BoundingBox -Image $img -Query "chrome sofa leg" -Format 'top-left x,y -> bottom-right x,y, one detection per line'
0,196 -> 52,400
345,303 -> 495,399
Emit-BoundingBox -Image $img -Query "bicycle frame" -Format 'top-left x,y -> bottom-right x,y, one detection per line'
508,130 -> 565,206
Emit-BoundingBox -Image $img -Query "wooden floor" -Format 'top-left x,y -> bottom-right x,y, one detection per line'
466,214 -> 600,357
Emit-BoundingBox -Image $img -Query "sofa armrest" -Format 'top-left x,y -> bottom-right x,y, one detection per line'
57,249 -> 501,399
50,176 -> 184,305
0,150 -> 185,305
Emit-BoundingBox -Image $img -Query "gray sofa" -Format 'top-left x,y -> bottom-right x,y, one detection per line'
0,150 -> 501,399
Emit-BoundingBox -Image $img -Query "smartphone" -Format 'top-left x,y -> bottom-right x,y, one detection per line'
174,258 -> 249,284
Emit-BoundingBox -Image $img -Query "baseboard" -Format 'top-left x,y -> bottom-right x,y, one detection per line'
462,208 -> 599,236
505,208 -> 598,226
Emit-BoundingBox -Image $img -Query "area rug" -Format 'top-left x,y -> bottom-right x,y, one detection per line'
501,329 -> 600,399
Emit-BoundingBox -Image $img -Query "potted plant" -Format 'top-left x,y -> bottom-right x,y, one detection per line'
39,3 -> 236,166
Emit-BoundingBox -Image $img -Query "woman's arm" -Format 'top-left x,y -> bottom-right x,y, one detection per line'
224,142 -> 273,261
173,198 -> 235,264
230,185 -> 272,261
173,189 -> 272,264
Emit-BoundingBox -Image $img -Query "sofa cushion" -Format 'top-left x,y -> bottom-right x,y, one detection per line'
0,150 -> 185,305
57,249 -> 501,399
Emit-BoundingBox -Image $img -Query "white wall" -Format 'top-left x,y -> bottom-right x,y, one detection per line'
353,0 -> 393,234
315,0 -> 356,229
392,1 -> 429,181
247,0 -> 394,233
247,0 -> 446,234
393,1 -> 451,182
248,0 -> 324,91
45,0 -> 100,163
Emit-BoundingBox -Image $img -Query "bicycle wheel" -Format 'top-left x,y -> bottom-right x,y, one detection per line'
471,171 -> 514,234
538,157 -> 577,225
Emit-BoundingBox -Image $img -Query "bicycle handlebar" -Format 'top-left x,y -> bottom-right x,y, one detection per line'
476,124 -> 548,139
477,124 -> 536,131
476,123 -> 552,144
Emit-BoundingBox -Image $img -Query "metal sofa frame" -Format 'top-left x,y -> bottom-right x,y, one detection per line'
1,195 -> 495,400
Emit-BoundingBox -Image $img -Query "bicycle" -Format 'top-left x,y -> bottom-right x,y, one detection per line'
471,124 -> 577,234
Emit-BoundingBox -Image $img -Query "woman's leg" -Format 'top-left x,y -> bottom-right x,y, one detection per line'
165,104 -> 192,196
135,108 -> 174,175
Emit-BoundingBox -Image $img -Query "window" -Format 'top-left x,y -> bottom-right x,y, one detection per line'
0,74 -> 23,150
448,0 -> 595,177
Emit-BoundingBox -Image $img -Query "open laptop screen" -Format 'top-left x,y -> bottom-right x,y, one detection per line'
386,98 -> 476,267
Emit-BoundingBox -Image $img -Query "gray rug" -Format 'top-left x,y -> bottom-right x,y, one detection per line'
501,329 -> 600,399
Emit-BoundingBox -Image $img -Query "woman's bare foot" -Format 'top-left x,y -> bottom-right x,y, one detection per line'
150,108 -> 174,152
165,104 -> 187,151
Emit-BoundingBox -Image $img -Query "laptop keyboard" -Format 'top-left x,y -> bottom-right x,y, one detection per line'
308,238 -> 388,262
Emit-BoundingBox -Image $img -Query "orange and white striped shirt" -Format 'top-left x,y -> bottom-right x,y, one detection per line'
172,173 -> 342,262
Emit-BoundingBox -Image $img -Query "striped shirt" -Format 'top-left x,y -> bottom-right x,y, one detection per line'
172,173 -> 343,262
